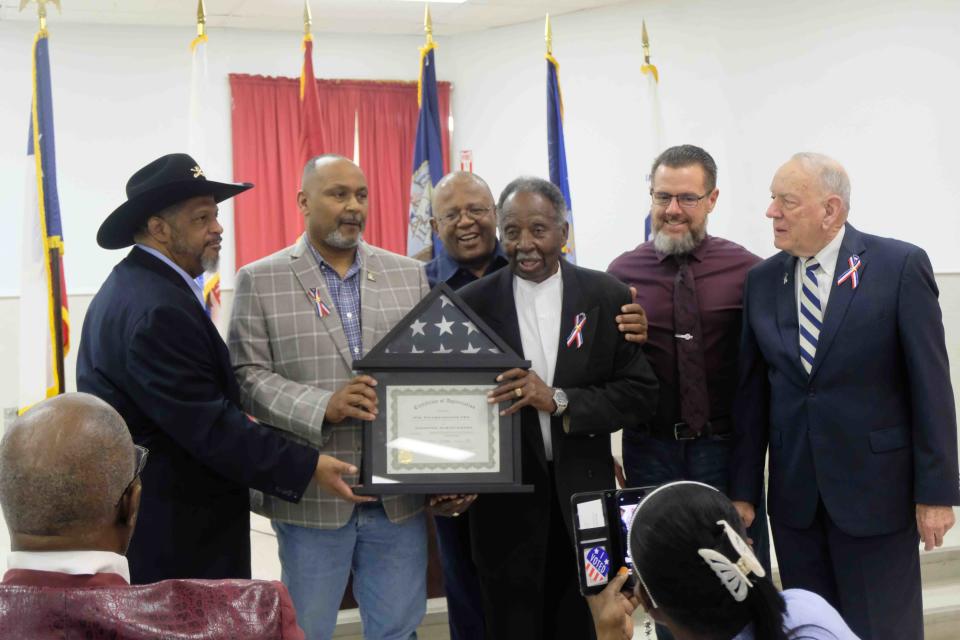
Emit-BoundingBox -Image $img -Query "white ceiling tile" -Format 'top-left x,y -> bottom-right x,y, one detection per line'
0,0 -> 630,34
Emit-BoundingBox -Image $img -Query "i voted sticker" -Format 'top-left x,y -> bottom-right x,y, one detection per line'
584,546 -> 610,586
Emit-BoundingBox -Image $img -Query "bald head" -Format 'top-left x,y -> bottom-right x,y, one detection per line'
431,172 -> 498,272
0,393 -> 135,538
298,154 -> 369,254
301,154 -> 357,190
433,172 -> 494,208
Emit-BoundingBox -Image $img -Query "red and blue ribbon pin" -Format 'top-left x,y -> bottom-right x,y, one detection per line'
308,288 -> 332,318
566,312 -> 587,349
836,255 -> 862,289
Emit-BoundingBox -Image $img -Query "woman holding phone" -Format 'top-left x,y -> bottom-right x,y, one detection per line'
587,481 -> 858,640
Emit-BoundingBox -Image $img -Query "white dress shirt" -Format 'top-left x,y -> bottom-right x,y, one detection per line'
794,226 -> 846,324
513,268 -> 563,461
7,550 -> 131,583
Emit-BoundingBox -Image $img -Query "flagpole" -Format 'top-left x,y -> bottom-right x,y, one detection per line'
545,13 -> 552,56
640,19 -> 662,241
304,0 -> 313,39
424,3 -> 434,46
22,0 -> 66,395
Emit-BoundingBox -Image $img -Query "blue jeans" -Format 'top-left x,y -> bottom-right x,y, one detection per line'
273,504 -> 427,640
623,432 -> 770,640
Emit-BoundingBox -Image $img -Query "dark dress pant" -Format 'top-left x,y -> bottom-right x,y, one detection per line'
771,499 -> 923,640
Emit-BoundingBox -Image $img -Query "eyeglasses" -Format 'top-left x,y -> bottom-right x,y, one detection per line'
650,192 -> 709,209
437,206 -> 493,226
115,445 -> 149,508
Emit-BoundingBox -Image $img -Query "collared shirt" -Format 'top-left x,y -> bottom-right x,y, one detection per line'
424,242 -> 509,290
794,225 -> 846,322
734,589 -> 858,639
513,267 -> 563,460
305,235 -> 364,359
607,235 -> 761,429
7,550 -> 131,583
135,244 -> 205,309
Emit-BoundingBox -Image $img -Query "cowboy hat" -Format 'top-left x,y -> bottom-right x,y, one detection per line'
97,153 -> 252,249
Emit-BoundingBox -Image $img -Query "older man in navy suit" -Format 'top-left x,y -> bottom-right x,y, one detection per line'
730,152 -> 959,639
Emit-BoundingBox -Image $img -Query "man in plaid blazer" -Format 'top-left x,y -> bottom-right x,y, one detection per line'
229,155 -> 431,640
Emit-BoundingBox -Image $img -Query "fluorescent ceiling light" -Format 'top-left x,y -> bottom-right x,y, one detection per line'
395,0 -> 468,3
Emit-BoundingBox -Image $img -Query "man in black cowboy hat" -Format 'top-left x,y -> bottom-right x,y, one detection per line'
77,153 -> 363,584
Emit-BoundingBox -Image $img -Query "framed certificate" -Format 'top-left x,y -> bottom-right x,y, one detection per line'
354,283 -> 531,494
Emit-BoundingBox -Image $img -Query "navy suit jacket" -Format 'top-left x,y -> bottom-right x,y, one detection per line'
77,248 -> 318,583
459,260 -> 658,576
731,224 -> 960,536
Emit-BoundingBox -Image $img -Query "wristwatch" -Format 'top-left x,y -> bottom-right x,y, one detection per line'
551,388 -> 569,417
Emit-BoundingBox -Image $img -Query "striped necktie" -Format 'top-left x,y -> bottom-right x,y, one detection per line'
799,257 -> 822,374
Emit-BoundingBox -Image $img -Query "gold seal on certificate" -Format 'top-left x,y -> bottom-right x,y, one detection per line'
353,283 -> 532,495
386,386 -> 500,474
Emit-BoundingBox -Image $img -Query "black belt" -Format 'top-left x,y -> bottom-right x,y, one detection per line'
638,417 -> 732,441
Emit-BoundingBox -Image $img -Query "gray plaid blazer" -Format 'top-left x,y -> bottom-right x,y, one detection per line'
229,237 -> 429,529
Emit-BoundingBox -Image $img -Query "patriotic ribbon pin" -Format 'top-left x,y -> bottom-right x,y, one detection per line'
566,312 -> 587,349
836,255 -> 862,289
307,288 -> 331,318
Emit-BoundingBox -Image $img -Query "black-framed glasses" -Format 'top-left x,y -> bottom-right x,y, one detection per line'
650,192 -> 709,209
437,206 -> 493,226
115,445 -> 149,508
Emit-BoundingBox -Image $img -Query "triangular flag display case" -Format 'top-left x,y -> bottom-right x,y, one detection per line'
354,282 -> 533,494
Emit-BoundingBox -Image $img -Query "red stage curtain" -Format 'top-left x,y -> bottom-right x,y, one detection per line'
229,74 -> 450,269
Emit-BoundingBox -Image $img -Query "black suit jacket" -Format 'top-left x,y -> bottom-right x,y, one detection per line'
459,260 -> 658,579
731,224 -> 960,536
77,248 -> 319,583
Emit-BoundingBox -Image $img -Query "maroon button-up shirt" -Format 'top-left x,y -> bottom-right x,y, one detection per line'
607,235 -> 761,430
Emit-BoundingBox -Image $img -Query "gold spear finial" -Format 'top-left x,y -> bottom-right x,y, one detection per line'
304,0 -> 313,37
640,19 -> 658,82
424,3 -> 434,46
641,19 -> 651,65
18,0 -> 61,32
196,0 -> 206,38
545,13 -> 552,56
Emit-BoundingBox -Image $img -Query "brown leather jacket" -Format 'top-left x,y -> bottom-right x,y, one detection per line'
0,570 -> 304,639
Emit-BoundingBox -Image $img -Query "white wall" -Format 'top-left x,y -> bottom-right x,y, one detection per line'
0,21 -> 429,295
1,0 -> 959,409
445,0 -> 960,272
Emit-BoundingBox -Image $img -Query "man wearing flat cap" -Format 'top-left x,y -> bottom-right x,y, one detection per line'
77,153 -> 361,584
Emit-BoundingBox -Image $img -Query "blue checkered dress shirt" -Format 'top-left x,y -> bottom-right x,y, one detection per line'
306,236 -> 363,360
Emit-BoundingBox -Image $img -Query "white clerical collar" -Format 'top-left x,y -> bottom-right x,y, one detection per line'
7,550 -> 131,583
514,265 -> 562,292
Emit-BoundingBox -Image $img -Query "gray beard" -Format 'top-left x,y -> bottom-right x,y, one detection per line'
325,229 -> 362,249
201,253 -> 219,273
652,225 -> 706,256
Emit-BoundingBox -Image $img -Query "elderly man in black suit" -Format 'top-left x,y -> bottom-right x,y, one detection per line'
458,177 -> 659,640
77,153 -> 358,584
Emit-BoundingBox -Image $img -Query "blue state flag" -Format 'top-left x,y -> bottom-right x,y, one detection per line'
406,42 -> 446,259
20,28 -> 69,410
546,53 -> 576,263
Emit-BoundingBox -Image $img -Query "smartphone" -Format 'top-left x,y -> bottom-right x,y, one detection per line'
571,489 -> 617,596
571,485 -> 655,596
614,486 -> 653,589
